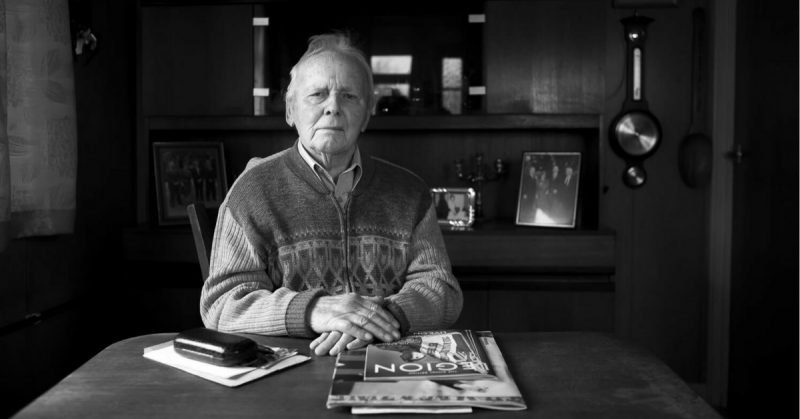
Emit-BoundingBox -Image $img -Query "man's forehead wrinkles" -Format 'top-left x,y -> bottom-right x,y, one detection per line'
301,78 -> 358,92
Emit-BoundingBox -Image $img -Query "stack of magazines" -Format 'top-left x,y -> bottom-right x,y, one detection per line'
326,329 -> 527,414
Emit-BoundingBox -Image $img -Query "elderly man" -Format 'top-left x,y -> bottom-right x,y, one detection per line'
200,33 -> 463,356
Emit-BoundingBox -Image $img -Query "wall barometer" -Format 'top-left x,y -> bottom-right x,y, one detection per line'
609,13 -> 661,188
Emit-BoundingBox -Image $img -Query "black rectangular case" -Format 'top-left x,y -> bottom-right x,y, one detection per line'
173,328 -> 258,367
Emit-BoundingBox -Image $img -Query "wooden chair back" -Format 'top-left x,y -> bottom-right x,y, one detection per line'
187,203 -> 213,282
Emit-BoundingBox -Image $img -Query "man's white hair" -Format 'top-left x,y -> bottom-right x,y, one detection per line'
284,33 -> 375,112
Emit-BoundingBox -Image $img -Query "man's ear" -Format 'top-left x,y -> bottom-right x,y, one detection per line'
285,103 -> 294,127
361,96 -> 375,132
360,112 -> 371,133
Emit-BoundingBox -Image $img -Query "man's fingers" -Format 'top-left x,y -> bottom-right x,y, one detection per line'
355,304 -> 400,341
346,338 -> 370,351
329,333 -> 355,356
310,332 -> 329,351
334,314 -> 397,343
314,331 -> 342,356
331,317 -> 373,341
359,299 -> 400,330
313,332 -> 368,356
362,295 -> 400,329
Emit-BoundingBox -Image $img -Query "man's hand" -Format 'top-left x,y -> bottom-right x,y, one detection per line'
309,331 -> 372,356
308,294 -> 400,351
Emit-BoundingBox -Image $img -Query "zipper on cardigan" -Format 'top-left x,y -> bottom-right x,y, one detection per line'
330,192 -> 354,293
343,197 -> 354,293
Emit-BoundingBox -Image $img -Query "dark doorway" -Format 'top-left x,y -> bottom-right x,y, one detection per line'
727,0 -> 798,417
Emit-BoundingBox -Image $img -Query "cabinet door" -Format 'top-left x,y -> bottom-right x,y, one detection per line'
488,287 -> 614,332
142,5 -> 252,116
0,243 -> 26,328
485,0 -> 604,113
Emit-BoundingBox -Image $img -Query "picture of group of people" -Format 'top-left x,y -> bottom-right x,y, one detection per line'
516,152 -> 580,227
432,188 -> 475,226
154,143 -> 227,224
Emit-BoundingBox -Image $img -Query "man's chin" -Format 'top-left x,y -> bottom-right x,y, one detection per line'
310,136 -> 355,154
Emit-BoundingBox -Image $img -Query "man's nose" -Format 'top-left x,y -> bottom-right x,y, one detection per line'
324,94 -> 341,116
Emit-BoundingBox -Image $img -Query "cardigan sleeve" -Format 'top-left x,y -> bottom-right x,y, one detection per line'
385,203 -> 463,333
199,206 -> 326,337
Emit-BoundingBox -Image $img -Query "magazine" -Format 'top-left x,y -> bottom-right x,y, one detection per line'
327,331 -> 527,412
364,329 -> 494,381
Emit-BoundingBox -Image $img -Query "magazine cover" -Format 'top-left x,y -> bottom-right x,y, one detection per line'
364,330 -> 494,381
327,331 -> 527,412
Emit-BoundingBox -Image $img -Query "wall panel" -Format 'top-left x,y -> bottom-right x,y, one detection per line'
486,0 -> 605,113
141,5 -> 252,116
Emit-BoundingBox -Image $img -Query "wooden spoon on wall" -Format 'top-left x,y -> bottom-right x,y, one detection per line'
678,7 -> 713,189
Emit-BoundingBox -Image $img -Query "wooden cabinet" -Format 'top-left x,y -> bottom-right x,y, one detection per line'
485,0 -> 604,114
134,2 -> 616,333
141,5 -> 253,116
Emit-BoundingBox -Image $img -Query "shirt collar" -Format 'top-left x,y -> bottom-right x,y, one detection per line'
297,141 -> 362,187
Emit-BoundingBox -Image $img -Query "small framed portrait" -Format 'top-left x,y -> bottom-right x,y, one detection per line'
516,152 -> 581,228
431,187 -> 476,228
153,142 -> 228,226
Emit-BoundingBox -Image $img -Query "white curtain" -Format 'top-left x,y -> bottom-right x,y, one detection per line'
0,0 -> 77,252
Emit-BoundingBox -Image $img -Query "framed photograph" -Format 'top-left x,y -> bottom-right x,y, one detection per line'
431,187 -> 476,228
153,142 -> 228,226
516,152 -> 581,228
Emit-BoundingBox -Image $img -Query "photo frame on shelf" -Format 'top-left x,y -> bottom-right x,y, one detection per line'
516,152 -> 581,228
153,142 -> 228,226
431,187 -> 476,228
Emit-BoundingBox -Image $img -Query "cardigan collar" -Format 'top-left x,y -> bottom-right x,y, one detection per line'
286,140 -> 376,197
296,141 -> 363,190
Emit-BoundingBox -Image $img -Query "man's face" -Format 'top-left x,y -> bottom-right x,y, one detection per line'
287,52 -> 370,161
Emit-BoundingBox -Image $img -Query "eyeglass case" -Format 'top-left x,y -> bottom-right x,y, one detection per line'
173,327 -> 258,367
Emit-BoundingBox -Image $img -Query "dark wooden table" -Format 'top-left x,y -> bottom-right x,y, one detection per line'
14,332 -> 721,418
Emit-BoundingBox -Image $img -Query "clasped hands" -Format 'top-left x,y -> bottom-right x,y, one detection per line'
308,293 -> 401,356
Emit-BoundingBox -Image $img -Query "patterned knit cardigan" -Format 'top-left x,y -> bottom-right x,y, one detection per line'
200,145 -> 463,337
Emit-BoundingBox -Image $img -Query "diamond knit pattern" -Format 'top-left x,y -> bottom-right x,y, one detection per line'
277,236 -> 407,297
277,239 -> 347,294
349,236 -> 407,295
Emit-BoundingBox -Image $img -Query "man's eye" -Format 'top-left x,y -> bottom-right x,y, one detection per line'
344,93 -> 358,100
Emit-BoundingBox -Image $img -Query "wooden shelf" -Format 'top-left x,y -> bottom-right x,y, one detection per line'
123,228 -> 198,265
442,221 -> 614,274
137,113 -> 610,282
123,222 -> 614,275
146,114 -> 600,132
